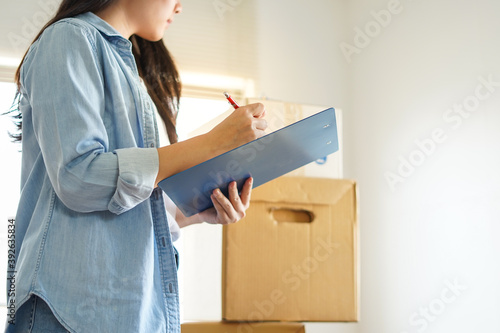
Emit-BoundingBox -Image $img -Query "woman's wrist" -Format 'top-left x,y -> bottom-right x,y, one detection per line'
154,132 -> 223,186
176,208 -> 204,228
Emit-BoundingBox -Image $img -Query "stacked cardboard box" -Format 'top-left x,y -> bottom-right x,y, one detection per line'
182,322 -> 305,333
187,99 -> 343,180
182,101 -> 357,332
246,99 -> 344,179
222,177 -> 358,322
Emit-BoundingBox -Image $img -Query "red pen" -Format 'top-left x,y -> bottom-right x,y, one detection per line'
223,92 -> 240,110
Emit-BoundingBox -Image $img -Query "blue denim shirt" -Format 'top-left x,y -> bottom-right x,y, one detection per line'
11,12 -> 180,332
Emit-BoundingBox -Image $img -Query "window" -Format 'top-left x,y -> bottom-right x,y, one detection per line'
176,97 -> 230,141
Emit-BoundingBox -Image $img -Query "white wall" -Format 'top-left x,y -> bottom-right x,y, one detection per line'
252,1 -> 355,332
342,0 -> 500,332
252,0 -> 500,332
2,1 -> 500,332
254,0 -> 349,109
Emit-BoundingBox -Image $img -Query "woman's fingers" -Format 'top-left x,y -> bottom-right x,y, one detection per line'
239,177 -> 253,208
209,103 -> 268,154
211,188 -> 238,224
210,191 -> 231,223
247,103 -> 266,118
253,118 -> 268,132
210,178 -> 253,225
228,181 -> 243,211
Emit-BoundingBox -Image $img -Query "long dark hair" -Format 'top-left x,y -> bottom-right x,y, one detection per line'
11,0 -> 181,144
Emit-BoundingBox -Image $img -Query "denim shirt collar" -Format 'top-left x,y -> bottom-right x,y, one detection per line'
76,12 -> 132,48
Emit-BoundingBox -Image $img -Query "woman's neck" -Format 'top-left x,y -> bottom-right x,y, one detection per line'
94,3 -> 135,39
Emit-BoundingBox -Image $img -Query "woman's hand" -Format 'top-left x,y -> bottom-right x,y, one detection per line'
198,177 -> 253,225
155,103 -> 266,187
208,103 -> 267,154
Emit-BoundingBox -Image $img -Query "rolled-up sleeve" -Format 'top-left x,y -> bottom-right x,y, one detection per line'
109,148 -> 158,214
21,21 -> 158,215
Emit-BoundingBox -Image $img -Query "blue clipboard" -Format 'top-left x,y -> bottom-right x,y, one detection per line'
158,107 -> 338,216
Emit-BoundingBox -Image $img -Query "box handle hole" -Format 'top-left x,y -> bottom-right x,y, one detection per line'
271,208 -> 315,223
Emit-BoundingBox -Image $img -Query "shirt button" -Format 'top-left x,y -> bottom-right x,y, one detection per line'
150,143 -> 155,148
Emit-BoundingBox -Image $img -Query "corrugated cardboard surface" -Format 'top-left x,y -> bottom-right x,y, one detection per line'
222,177 -> 358,322
247,98 -> 343,179
188,99 -> 343,179
181,322 -> 305,333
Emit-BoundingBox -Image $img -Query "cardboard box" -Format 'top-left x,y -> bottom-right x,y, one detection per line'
247,98 -> 343,179
181,322 -> 305,333
222,177 -> 358,322
188,99 -> 343,179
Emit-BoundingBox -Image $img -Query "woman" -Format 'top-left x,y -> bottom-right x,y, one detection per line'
5,0 -> 266,332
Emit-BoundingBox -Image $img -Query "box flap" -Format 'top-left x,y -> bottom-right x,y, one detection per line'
251,177 -> 356,207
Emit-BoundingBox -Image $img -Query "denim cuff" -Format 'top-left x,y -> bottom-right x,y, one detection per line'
108,148 -> 159,214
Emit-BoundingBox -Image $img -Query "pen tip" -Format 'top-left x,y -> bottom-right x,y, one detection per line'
223,91 -> 230,98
